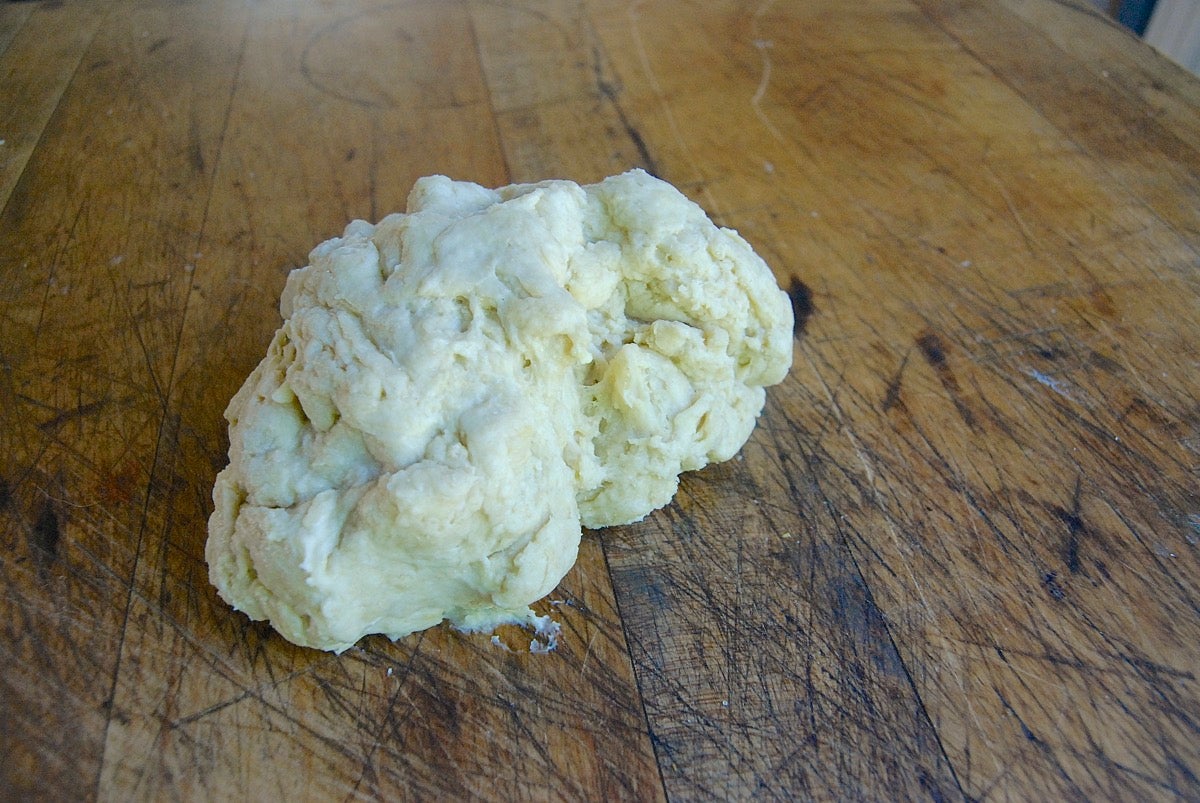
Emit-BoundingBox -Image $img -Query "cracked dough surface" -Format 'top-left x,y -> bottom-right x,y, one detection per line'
207,169 -> 793,652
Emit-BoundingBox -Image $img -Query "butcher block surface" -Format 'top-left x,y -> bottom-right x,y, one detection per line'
3,0 -> 1199,799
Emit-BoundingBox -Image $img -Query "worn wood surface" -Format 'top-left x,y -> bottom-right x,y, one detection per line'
2,0 -> 1198,799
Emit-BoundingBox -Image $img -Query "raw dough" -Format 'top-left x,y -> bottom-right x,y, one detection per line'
207,169 -> 793,651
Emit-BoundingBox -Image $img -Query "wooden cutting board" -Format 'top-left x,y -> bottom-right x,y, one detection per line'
3,0 -> 1199,799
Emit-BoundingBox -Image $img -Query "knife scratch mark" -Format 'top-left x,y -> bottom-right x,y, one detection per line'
750,0 -> 784,144
347,637 -> 426,800
594,52 -> 662,177
985,164 -> 1036,253
916,329 -> 980,432
881,350 -> 911,412
797,343 -> 936,624
37,398 -> 107,433
580,630 -> 598,678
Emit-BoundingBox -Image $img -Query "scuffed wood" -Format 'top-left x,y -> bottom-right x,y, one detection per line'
586,0 -> 1199,798
0,0 -> 244,796
91,1 -> 663,799
1,0 -> 1198,800
0,1 -> 110,213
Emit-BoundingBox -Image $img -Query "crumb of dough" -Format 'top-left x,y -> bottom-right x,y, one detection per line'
206,169 -> 793,652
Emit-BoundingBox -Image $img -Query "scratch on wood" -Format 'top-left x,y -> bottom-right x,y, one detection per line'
1055,477 -> 1086,574
797,345 -> 938,621
37,398 -> 107,433
882,350 -> 910,412
299,9 -> 406,109
597,80 -> 660,177
986,164 -> 1037,253
749,0 -> 784,144
916,329 -> 981,431
591,41 -> 661,177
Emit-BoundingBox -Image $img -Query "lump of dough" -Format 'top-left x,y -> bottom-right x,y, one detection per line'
206,169 -> 793,652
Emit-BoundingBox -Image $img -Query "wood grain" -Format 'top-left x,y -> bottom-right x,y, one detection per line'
2,0 -> 1198,799
0,2 -> 110,212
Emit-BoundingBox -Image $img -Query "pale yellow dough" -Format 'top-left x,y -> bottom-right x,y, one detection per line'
206,169 -> 793,652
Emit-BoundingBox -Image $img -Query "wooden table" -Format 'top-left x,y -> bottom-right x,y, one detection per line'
3,0 -> 1198,799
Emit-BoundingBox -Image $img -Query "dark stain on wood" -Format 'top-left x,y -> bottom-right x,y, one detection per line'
1090,287 -> 1117,319
788,278 -> 814,338
97,461 -> 140,506
916,330 -> 978,430
1087,349 -> 1123,375
0,477 -> 10,511
31,501 -> 62,563
620,564 -> 671,611
916,330 -> 949,370
1042,571 -> 1066,601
